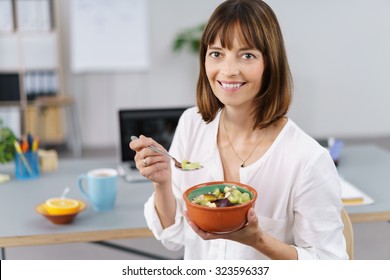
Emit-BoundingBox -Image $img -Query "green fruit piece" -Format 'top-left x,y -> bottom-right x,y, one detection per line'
227,193 -> 239,204
181,160 -> 201,170
193,194 -> 205,204
212,188 -> 221,197
199,200 -> 208,206
232,189 -> 242,197
224,186 -> 232,193
206,202 -> 217,208
242,192 -> 250,203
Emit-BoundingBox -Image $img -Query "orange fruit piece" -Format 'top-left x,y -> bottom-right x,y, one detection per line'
45,198 -> 80,215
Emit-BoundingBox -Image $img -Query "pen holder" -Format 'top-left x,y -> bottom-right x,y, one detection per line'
15,151 -> 40,180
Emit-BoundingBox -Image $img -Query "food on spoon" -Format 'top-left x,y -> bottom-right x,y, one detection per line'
191,185 -> 251,208
181,160 -> 201,170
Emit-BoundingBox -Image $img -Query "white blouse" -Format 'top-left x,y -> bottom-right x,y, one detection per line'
144,107 -> 348,260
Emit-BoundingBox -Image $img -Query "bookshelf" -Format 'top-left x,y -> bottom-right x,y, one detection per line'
0,0 -> 68,145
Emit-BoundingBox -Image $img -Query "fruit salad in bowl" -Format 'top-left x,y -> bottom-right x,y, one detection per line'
183,181 -> 257,234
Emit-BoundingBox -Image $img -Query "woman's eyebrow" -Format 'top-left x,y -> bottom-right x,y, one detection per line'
207,45 -> 223,50
238,47 -> 261,52
207,43 -> 261,53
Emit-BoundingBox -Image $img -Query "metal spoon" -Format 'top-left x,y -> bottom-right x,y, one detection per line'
130,136 -> 203,171
60,187 -> 70,199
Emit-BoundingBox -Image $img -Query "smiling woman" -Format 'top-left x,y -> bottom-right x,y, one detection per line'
205,36 -> 265,110
197,1 -> 292,128
132,0 -> 348,260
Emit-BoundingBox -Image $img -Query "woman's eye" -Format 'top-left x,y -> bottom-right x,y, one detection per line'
242,53 -> 255,60
209,52 -> 221,58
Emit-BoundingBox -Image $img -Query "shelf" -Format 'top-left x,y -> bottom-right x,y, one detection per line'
0,0 -> 66,142
33,95 -> 75,107
0,101 -> 20,108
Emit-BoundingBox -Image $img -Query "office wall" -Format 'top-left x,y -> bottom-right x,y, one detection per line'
269,0 -> 390,138
58,0 -> 390,148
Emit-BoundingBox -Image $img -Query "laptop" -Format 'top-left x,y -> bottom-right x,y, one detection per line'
117,107 -> 188,182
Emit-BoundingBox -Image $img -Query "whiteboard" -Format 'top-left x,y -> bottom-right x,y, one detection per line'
0,107 -> 21,137
70,0 -> 150,73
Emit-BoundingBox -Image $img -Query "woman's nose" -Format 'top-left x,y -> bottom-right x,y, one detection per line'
220,57 -> 239,76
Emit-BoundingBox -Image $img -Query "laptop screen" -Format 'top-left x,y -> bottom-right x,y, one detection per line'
118,107 -> 188,168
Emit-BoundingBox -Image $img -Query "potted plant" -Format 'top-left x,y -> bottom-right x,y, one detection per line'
172,23 -> 205,54
0,118 -> 17,164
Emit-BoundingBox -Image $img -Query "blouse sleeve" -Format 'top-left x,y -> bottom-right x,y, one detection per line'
144,191 -> 185,251
292,150 -> 349,259
143,108 -> 194,251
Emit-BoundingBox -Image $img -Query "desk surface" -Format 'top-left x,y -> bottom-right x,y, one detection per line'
1,144 -> 390,248
337,144 -> 390,223
0,158 -> 154,248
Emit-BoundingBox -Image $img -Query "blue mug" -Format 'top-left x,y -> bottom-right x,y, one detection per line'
78,168 -> 118,211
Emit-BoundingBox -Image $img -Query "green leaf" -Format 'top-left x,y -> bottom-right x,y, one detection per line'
173,37 -> 185,51
0,118 -> 17,164
191,40 -> 200,54
172,22 -> 205,54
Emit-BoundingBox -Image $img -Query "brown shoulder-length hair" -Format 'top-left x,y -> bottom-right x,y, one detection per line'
196,0 -> 292,129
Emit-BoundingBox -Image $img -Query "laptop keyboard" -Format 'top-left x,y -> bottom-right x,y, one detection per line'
117,164 -> 147,182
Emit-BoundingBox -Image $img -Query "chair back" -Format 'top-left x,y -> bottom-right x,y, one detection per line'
341,208 -> 354,259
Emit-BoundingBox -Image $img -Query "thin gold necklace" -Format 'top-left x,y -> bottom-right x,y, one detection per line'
222,112 -> 266,168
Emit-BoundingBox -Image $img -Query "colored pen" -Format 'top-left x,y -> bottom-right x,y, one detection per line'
14,141 -> 33,175
21,138 -> 29,153
32,137 -> 39,152
27,133 -> 34,151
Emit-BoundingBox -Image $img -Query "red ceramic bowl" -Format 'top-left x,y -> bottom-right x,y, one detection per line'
183,181 -> 257,234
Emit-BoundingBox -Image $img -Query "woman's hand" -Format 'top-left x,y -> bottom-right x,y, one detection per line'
184,207 -> 263,247
129,135 -> 171,184
184,208 -> 298,259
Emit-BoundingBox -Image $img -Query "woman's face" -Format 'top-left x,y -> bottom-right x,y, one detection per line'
205,33 -> 265,110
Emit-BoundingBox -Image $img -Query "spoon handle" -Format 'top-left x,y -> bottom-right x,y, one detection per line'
130,135 -> 203,171
146,145 -> 174,159
61,187 -> 70,199
131,135 -> 181,168
131,136 -> 174,159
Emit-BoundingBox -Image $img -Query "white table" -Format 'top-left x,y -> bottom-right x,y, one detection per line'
0,158 -> 155,258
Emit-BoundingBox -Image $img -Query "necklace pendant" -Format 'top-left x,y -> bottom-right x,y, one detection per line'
241,162 -> 245,168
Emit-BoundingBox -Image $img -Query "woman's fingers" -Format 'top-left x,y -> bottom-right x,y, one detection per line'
247,207 -> 258,224
130,136 -> 163,167
129,135 -> 154,151
184,207 -> 261,244
129,135 -> 171,183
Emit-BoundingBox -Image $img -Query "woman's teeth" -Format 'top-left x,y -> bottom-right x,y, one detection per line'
221,82 -> 243,89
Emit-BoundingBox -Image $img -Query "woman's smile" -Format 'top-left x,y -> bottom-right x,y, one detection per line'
205,33 -> 264,108
218,81 -> 246,91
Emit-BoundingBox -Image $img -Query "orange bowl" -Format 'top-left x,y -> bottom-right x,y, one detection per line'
36,200 -> 86,225
183,181 -> 257,234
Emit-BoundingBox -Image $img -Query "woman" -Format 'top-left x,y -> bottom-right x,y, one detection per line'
130,0 -> 347,260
